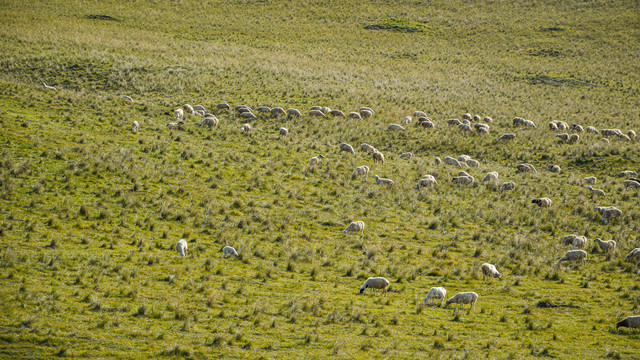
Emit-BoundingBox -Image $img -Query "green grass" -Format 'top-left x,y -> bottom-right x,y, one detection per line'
1,0 -> 640,358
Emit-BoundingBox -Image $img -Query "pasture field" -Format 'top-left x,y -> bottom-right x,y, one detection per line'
1,0 -> 639,358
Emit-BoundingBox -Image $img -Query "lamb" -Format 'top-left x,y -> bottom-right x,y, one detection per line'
444,292 -> 479,312
452,175 -> 474,185
174,108 -> 184,121
131,121 -> 139,133
424,287 -> 447,307
558,249 -> 587,265
239,112 -> 257,120
183,104 -> 194,115
360,143 -> 377,153
403,116 -> 412,125
240,123 -> 252,134
329,110 -> 346,118
348,112 -> 363,120
498,133 -> 516,141
339,143 -> 356,155
388,124 -> 405,131
343,221 -> 365,237
447,119 -> 461,126
176,239 -> 188,257
622,180 -> 640,189
595,206 -> 622,224
532,197 -> 552,208
359,277 -> 390,296
547,164 -> 561,173
616,316 -> 640,333
279,127 -> 289,138
625,248 -> 640,265
360,109 -> 374,119
351,165 -> 369,180
481,263 -> 501,280
568,134 -> 580,143
309,109 -> 327,118
372,150 -> 385,165
199,116 -> 219,128
583,176 -> 597,184
466,159 -> 480,168
414,176 -> 438,190
217,103 -> 230,110
270,107 -> 286,117
121,95 -> 133,104
593,238 -> 616,254
482,172 -> 499,185
516,163 -> 537,174
286,108 -> 302,119
399,152 -> 413,159
443,156 -> 464,167
308,154 -> 324,165
499,181 -> 516,193
372,175 -> 394,187
586,186 -> 605,197
222,246 -> 239,258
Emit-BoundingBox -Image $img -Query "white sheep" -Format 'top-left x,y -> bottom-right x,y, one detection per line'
593,238 -> 616,254
512,117 -> 526,126
481,263 -> 501,280
414,176 -> 438,190
360,143 -> 377,153
561,235 -> 586,248
309,154 -> 324,165
625,248 -> 640,265
309,106 -> 322,111
199,116 -> 219,128
413,111 -> 427,118
419,119 -> 435,128
240,123 -> 252,134
257,106 -> 271,114
547,164 -> 561,173
482,172 -> 499,185
474,123 -> 490,132
618,133 -> 632,141
570,124 -> 585,133
435,157 -> 442,165
343,221 -> 365,237
555,133 -> 569,142
403,116 -> 412,125
131,121 -> 139,133
193,105 -> 206,113
271,107 -> 287,117
595,206 -> 622,224
372,175 -> 394,187
321,107 -> 331,114
339,143 -> 356,155
309,109 -> 327,118
359,107 -> 375,116
447,119 -> 462,126
516,163 -> 537,174
373,150 -> 385,165
174,108 -> 184,121
444,292 -> 479,312
399,152 -> 413,159
616,316 -> 640,333
483,116 -> 493,123
286,108 -> 302,119
176,239 -> 188,257
167,121 -> 184,130
388,124 -> 405,131
586,185 -> 605,197
498,133 -> 516,141
424,287 -> 447,307
194,109 -> 205,117
623,180 -> 640,189
279,127 -> 289,138
568,134 -> 580,143
351,165 -> 369,180
602,138 -> 610,143
586,126 -> 599,134
443,156 -> 465,168
183,104 -> 194,115
360,109 -> 374,119
499,181 -> 515,193
523,120 -> 537,129
462,113 -> 472,121
532,197 -> 552,208
583,176 -> 597,184
628,130 -> 637,140
359,277 -> 390,296
348,112 -> 363,120
617,170 -> 638,177
452,175 -> 474,185
457,155 -> 471,162
217,103 -> 230,110
458,171 -> 471,177
329,110 -> 346,117
548,122 -> 558,131
239,112 -> 257,120
223,246 -> 238,258
466,159 -> 480,168
558,249 -> 587,265
459,123 -> 473,133
554,121 -> 570,130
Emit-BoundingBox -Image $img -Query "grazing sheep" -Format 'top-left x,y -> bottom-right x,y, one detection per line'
309,109 -> 327,118
348,112 -> 363,120
256,106 -> 271,114
444,292 -> 479,312
523,120 -> 537,128
618,170 -> 638,177
176,239 -> 188,257
498,133 -> 516,141
595,206 -> 622,224
121,95 -> 133,104
373,150 -> 385,165
499,181 -> 516,193
570,124 -> 585,133
483,116 -> 493,123
286,108 -> 302,119
343,221 -> 365,237
473,115 -> 481,122
458,171 -> 471,177
481,263 -> 501,280
329,110 -> 346,117
359,277 -> 390,296
131,121 -> 139,133
466,159 -> 480,168
167,121 -> 185,130
425,287 -> 447,307
616,316 -> 640,333
625,248 -> 640,265
601,129 -> 623,137
452,175 -> 474,185
309,106 -> 322,111
321,107 -> 331,114
388,124 -> 405,131
419,119 -> 435,128
593,238 -> 616,254
443,156 -> 464,167
532,198 -> 552,207
462,113 -> 472,121
457,155 -> 471,162
561,235 -> 587,248
555,133 -> 569,142
270,107 -> 286,117
279,127 -> 289,138
223,246 -> 238,259
586,126 -> 599,134
239,112 -> 257,120
414,176 -> 438,190
447,119 -> 462,126
482,172 -> 499,185
587,186 -> 605,197
403,116 -> 412,125
513,117 -> 526,126
235,105 -> 251,112
618,134 -> 632,141
628,130 -> 636,140
399,152 -> 413,159
199,116 -> 219,128
360,143 -> 377,153
435,157 -> 442,165
194,109 -> 205,117
372,175 -> 394,187
549,122 -> 558,131
459,123 -> 473,132
351,165 -> 370,180
474,123 -> 490,132
516,163 -> 537,174
193,104 -> 206,113
308,154 -> 324,165
339,143 -> 356,155
360,109 -> 374,119
217,103 -> 230,110
41,80 -> 57,91
559,249 -> 588,265
413,111 -> 428,118
174,108 -> 184,121
240,123 -> 252,134
359,107 -> 375,116
623,180 -> 640,189
583,176 -> 597,184
183,104 -> 194,115
547,164 -> 561,173
568,134 -> 580,143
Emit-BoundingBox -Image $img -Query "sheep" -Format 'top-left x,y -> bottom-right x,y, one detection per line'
174,108 -> 184,121
595,206 -> 622,224
217,103 -> 230,110
343,221 -> 365,237
360,109 -> 374,119
473,115 -> 481,122
413,111 -> 427,118
516,163 -> 537,174
467,159 -> 480,168
499,181 -> 515,193
601,129 -> 622,137
131,121 -> 139,133
194,109 -> 205,117
618,134 -> 632,141
462,113 -> 472,121
193,105 -> 206,113
547,164 -> 561,173
555,133 -> 569,142
474,123 -> 489,132
388,124 -> 405,131
329,110 -> 346,118
498,133 -> 516,141
587,185 -> 605,197
279,127 -> 289,138
483,116 -> 493,123
359,277 -> 390,296
523,120 -> 537,129
628,130 -> 637,140
176,239 -> 188,257
625,248 -> 640,265
444,292 -> 479,312
459,123 -> 473,133
239,112 -> 257,120
458,171 -> 471,177
351,165 -> 369,180
199,116 -> 219,128
583,176 -> 597,184
359,107 -> 375,116
399,152 -> 413,159
457,155 -> 471,162
558,249 -> 588,265
513,117 -> 526,126
372,150 -> 385,165
309,106 -> 322,111
348,112 -> 363,120
40,80 -> 57,91
623,180 -> 640,189
223,246 -> 239,258
443,156 -> 464,167
403,116 -> 412,125
447,119 -> 461,126
286,108 -> 302,119
616,316 -> 640,333
270,107 -> 286,117
434,157 -> 442,165
240,123 -> 252,134
482,172 -> 499,185
570,124 -> 585,133
481,263 -> 501,280
309,109 -> 327,118
308,154 -> 324,165
321,107 -> 331,114
586,126 -> 599,134
360,143 -> 377,153
183,104 -> 194,115
568,134 -> 580,143
339,143 -> 356,155
561,235 -> 587,248
424,287 -> 447,307
121,95 -> 133,104
452,175 -> 474,185
235,105 -> 251,112
167,121 -> 185,130
256,106 -> 271,114
419,119 -> 435,128
593,238 -> 616,254
372,175 -> 394,187
617,170 -> 638,177
548,122 -> 558,131
414,176 -> 438,190
532,198 -> 552,208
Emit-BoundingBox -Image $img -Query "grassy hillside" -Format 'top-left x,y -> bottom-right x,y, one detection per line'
1,0 -> 639,358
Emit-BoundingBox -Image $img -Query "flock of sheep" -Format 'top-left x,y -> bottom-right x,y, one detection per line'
128,98 -> 640,333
